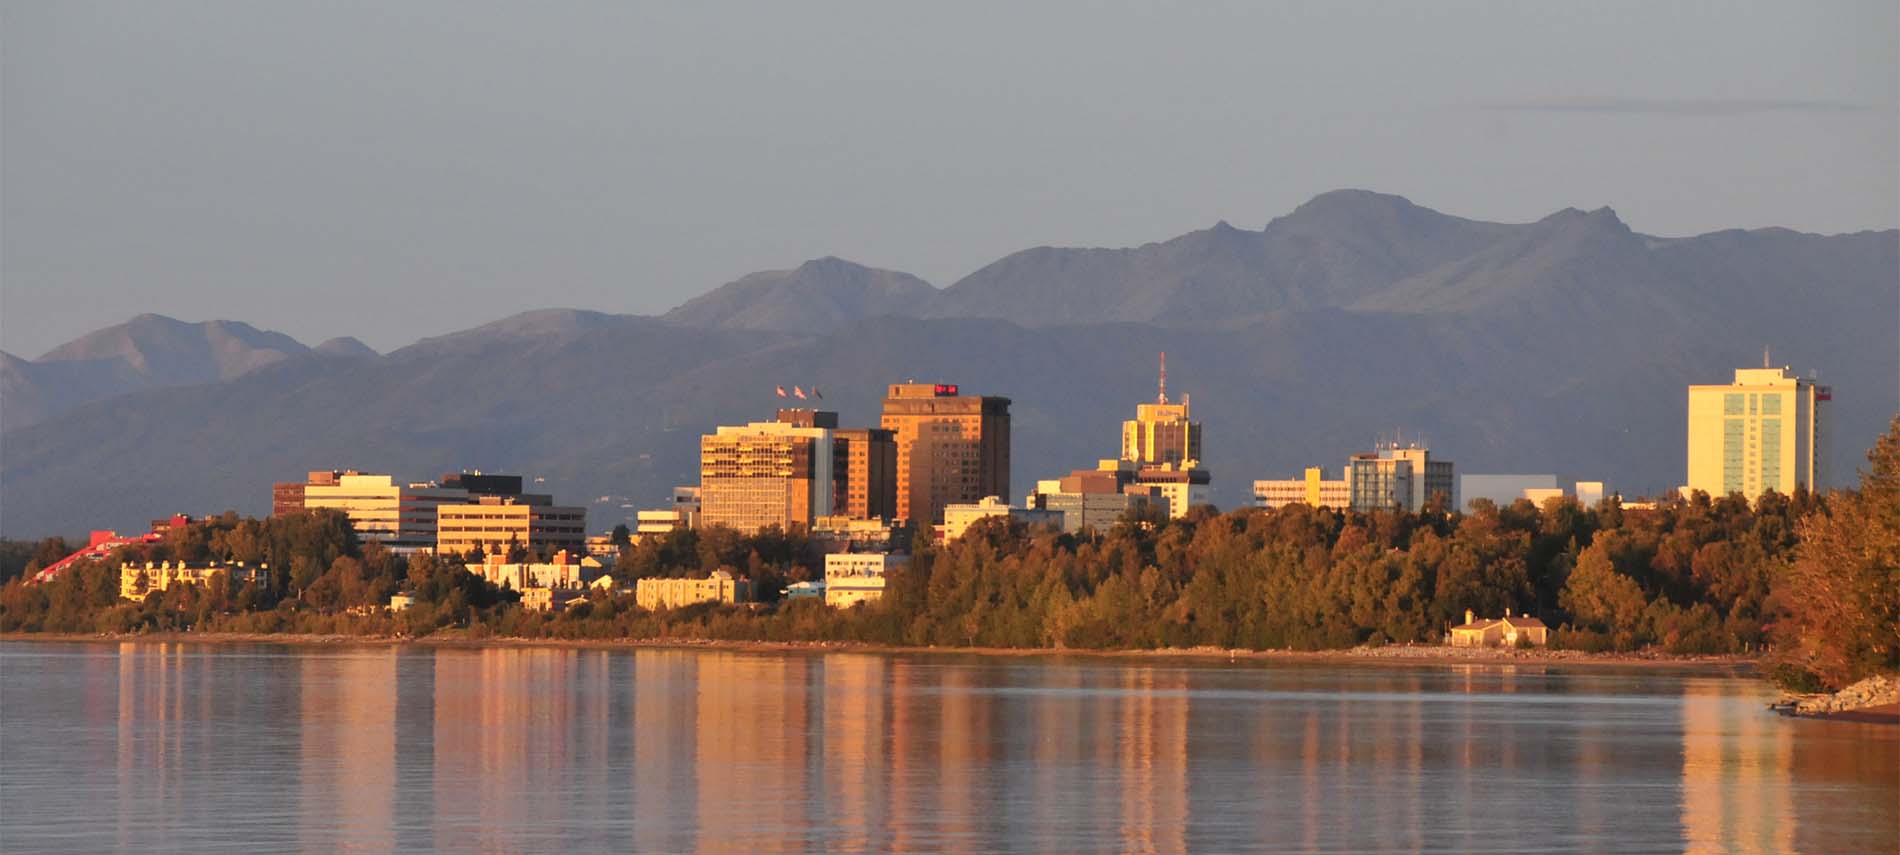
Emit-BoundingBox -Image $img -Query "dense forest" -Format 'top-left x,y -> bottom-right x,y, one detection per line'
3,419 -> 1895,692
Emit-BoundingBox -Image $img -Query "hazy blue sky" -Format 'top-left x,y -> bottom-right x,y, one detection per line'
5,1 -> 1895,355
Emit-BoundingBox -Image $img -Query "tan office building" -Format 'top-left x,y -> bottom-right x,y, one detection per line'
1687,365 -> 1828,498
297,471 -> 471,551
436,497 -> 587,557
699,419 -> 834,533
1122,356 -> 1201,467
880,383 -> 1011,525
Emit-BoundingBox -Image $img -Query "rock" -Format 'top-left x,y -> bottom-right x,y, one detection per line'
1793,674 -> 1900,715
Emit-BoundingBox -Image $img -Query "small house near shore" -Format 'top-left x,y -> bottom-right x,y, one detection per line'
1449,609 -> 1549,648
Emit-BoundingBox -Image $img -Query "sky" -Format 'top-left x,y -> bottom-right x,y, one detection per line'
4,1 -> 1896,356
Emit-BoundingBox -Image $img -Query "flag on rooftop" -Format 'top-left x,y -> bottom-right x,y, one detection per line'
775,385 -> 787,398
793,386 -> 807,399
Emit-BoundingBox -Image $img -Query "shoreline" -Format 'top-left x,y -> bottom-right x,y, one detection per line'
1,631 -> 1760,675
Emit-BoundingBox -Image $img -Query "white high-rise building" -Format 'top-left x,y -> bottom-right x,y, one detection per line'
1686,365 -> 1828,498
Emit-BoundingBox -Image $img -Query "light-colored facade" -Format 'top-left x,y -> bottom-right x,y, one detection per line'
880,383 -> 1011,526
1347,445 -> 1455,513
300,472 -> 470,552
1523,488 -> 1565,506
1122,400 -> 1201,469
1024,460 -> 1172,531
824,553 -> 904,609
1460,474 -> 1559,508
939,496 -> 1062,542
519,586 -> 586,613
633,487 -> 701,541
1254,467 -> 1351,510
635,570 -> 752,610
1448,610 -> 1549,648
1686,366 -> 1828,498
1118,358 -> 1209,516
1575,481 -> 1605,507
585,533 -> 621,558
121,561 -> 269,601
810,515 -> 908,555
465,548 -> 601,592
699,420 -> 834,533
435,497 -> 586,557
1460,475 -> 1611,510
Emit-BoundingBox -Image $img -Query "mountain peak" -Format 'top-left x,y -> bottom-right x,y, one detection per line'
1534,205 -> 1632,237
1286,189 -> 1422,220
665,258 -> 935,332
315,336 -> 379,358
796,255 -> 862,272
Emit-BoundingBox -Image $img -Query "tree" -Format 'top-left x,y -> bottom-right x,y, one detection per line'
1771,416 -> 1900,689
1560,542 -> 1649,650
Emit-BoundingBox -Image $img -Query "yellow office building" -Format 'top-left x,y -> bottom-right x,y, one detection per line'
1120,355 -> 1201,468
1687,366 -> 1828,498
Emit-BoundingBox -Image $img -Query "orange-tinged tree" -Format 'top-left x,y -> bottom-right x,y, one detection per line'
1772,416 -> 1900,689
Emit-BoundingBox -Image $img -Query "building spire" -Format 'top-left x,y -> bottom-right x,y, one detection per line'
1157,351 -> 1168,404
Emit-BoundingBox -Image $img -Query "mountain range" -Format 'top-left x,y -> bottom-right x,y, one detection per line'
2,190 -> 1894,537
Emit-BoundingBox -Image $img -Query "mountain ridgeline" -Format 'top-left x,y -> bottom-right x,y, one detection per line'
2,190 -> 1894,536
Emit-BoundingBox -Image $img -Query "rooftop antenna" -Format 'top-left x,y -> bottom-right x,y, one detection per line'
1157,351 -> 1168,405
1763,346 -> 1770,369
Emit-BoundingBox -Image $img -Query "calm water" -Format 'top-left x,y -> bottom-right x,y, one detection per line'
1,642 -> 1894,854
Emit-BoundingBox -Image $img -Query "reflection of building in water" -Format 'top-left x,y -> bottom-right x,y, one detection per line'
631,650 -> 699,855
1681,680 -> 1793,854
301,650 -> 397,852
934,663 -> 990,855
1032,660 -> 1086,846
1119,667 -> 1188,855
696,653 -> 809,855
886,658 -> 922,853
821,654 -> 888,852
431,648 -> 579,851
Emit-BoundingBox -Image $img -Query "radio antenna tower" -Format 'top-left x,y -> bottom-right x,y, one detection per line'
1157,351 -> 1169,405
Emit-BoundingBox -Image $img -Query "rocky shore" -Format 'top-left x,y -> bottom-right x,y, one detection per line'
1782,674 -> 1900,721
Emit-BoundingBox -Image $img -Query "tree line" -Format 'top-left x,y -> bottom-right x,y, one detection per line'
4,418 -> 1894,692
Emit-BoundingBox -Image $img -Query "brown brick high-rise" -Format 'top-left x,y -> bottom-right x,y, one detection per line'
834,427 -> 897,520
879,383 -> 1010,525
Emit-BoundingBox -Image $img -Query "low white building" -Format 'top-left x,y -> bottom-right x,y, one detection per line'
939,496 -> 1062,542
823,553 -> 905,609
465,548 -> 602,591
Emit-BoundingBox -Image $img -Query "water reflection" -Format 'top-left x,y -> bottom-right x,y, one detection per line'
1,642 -> 1896,854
